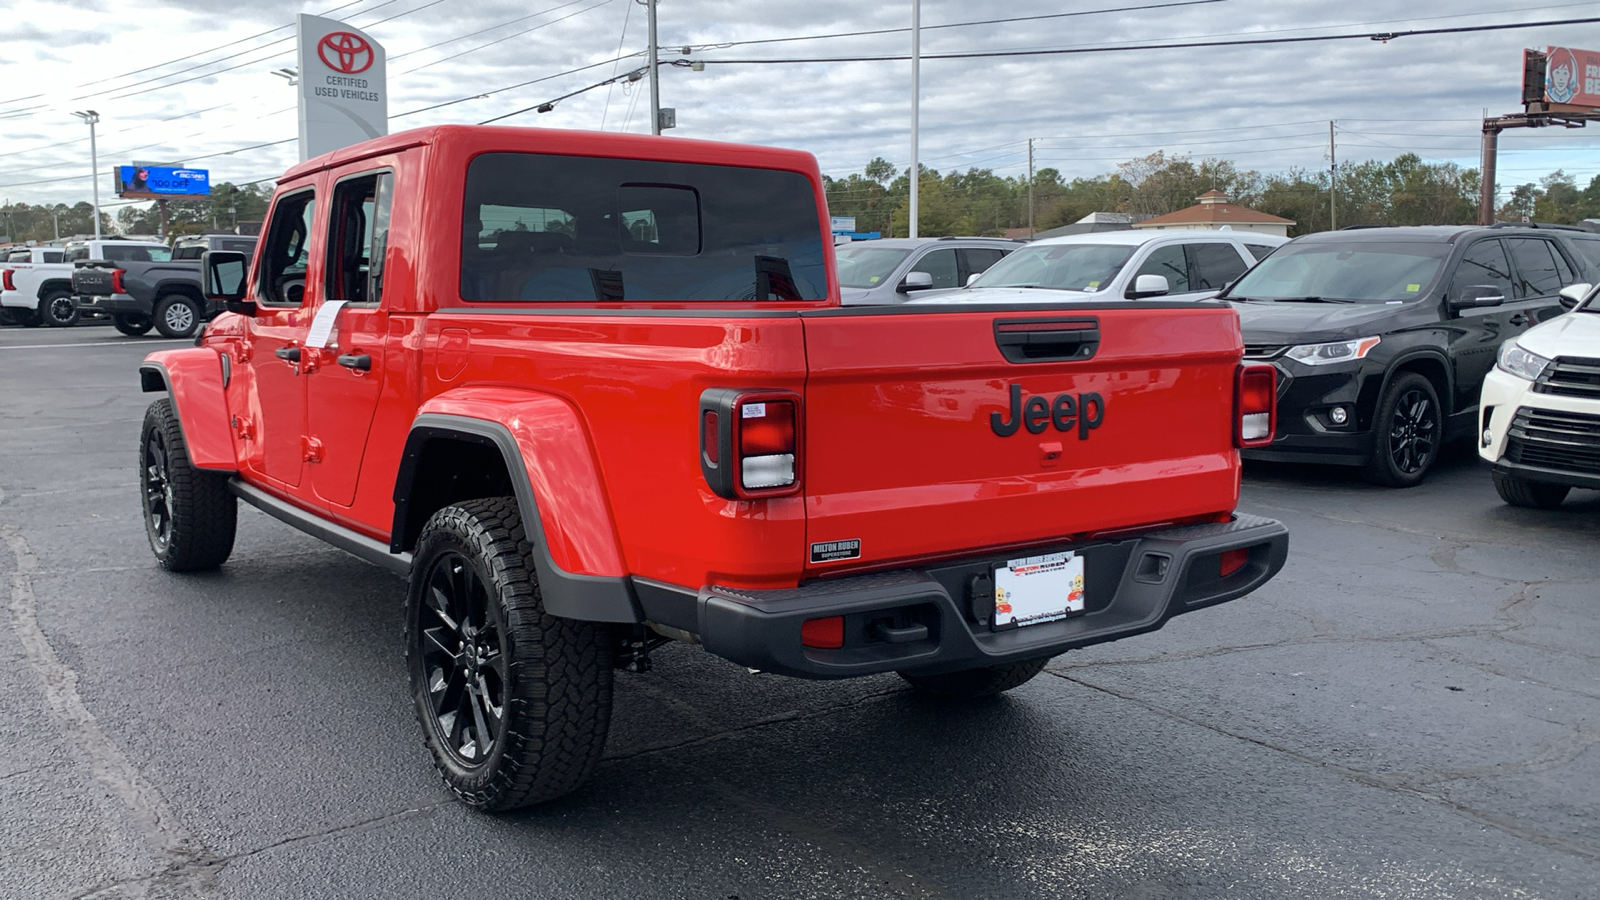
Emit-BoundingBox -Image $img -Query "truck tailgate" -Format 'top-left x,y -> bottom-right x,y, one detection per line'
800,305 -> 1243,573
71,266 -> 115,296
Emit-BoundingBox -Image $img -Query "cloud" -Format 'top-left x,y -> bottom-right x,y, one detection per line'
0,0 -> 1595,209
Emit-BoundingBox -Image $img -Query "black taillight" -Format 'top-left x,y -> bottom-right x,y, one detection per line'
699,388 -> 803,500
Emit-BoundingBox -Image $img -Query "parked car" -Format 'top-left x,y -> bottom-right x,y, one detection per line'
836,237 -> 1021,304
909,229 -> 1286,305
72,233 -> 258,337
138,123 -> 1289,811
1,239 -> 169,327
0,246 -> 66,325
1222,224 -> 1597,486
1479,280 -> 1600,507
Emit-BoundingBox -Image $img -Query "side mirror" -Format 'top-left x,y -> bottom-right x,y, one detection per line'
900,270 -> 935,292
1558,282 -> 1592,310
203,250 -> 254,315
1127,273 -> 1170,299
966,272 -> 982,287
1450,284 -> 1505,311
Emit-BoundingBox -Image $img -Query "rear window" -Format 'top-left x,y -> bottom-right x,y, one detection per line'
102,244 -> 172,263
461,153 -> 827,302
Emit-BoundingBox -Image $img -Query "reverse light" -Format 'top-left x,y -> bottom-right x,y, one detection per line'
1,269 -> 13,292
1284,336 -> 1381,366
800,616 -> 844,649
1235,365 -> 1277,448
699,389 -> 803,499
1496,340 -> 1551,382
111,268 -> 126,295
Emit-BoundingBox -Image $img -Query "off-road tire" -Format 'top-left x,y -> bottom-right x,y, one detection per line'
1493,472 -> 1570,509
114,313 -> 154,336
899,658 -> 1051,700
153,295 -> 201,339
140,399 -> 237,571
1363,372 -> 1442,488
406,497 -> 614,811
40,290 -> 78,327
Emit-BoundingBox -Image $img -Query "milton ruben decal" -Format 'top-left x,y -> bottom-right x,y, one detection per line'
991,384 -> 1104,438
810,539 -> 862,563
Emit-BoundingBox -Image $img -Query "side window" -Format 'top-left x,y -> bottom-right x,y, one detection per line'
1244,243 -> 1278,262
1505,238 -> 1564,297
911,248 -> 960,288
1190,242 -> 1249,291
65,247 -> 87,262
326,171 -> 393,307
1449,240 -> 1516,302
42,250 -> 62,264
1566,236 -> 1600,270
172,245 -> 203,260
1551,244 -> 1576,284
222,240 -> 255,253
258,190 -> 317,307
1134,244 -> 1191,293
959,248 -> 1006,284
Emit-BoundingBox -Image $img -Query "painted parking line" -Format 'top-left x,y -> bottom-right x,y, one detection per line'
0,339 -> 193,351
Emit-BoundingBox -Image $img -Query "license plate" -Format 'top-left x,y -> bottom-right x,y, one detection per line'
993,551 -> 1085,629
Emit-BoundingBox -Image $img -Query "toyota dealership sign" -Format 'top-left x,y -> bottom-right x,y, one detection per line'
296,14 -> 387,161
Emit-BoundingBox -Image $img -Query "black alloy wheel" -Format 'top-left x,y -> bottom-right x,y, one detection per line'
41,290 -> 79,327
416,551 -> 508,768
138,399 -> 237,570
406,497 -> 613,810
143,427 -> 176,555
1364,372 -> 1441,487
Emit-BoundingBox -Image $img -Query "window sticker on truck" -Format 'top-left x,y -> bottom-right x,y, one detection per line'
810,539 -> 862,563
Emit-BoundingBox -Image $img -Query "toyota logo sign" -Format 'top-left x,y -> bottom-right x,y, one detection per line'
318,31 -> 374,74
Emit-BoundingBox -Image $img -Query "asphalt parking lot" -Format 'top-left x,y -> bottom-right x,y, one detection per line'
2,323 -> 1598,900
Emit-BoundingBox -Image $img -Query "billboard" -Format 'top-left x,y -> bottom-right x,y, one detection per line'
116,166 -> 211,199
1542,46 -> 1600,108
297,14 -> 388,162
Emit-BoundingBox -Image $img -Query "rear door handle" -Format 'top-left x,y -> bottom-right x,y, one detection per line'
1508,313 -> 1530,326
274,346 -> 301,362
337,352 -> 371,371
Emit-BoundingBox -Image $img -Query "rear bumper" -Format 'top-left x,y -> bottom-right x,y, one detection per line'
660,514 -> 1288,680
78,293 -> 149,314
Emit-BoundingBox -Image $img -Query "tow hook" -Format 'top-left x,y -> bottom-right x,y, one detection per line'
615,625 -> 668,673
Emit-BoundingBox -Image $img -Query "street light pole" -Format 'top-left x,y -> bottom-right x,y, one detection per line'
72,110 -> 102,240
646,0 -> 661,135
909,0 -> 920,239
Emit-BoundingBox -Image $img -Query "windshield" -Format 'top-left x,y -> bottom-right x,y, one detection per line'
835,246 -> 912,289
972,243 -> 1134,291
1225,241 -> 1449,303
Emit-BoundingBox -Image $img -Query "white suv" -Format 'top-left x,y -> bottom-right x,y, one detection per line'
1479,281 -> 1600,507
910,229 -> 1286,305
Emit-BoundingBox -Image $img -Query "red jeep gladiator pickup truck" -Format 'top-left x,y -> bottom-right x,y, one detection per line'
137,125 -> 1288,810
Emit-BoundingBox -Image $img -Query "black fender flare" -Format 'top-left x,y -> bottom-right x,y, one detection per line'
391,413 -> 642,624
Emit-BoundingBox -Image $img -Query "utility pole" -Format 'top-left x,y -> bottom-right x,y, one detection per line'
72,110 -> 102,240
1027,137 -> 1035,238
908,0 -> 920,239
1480,109 -> 1499,225
1328,120 -> 1337,232
646,0 -> 661,135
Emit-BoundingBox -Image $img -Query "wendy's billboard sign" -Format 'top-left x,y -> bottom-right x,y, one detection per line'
296,14 -> 388,162
1539,46 -> 1600,108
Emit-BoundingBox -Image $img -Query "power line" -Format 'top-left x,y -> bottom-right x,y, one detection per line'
392,0 -> 616,77
686,17 -> 1600,66
677,0 -> 1226,52
600,0 -> 638,130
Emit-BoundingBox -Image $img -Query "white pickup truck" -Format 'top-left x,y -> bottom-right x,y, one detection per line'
1,239 -> 170,327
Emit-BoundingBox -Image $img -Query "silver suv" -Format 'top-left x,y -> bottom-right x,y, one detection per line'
837,237 -> 1022,305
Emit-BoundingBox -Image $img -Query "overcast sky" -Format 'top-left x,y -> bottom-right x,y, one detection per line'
1,0 -> 1597,215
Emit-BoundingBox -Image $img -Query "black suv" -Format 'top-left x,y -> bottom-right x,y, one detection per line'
1222,225 -> 1597,486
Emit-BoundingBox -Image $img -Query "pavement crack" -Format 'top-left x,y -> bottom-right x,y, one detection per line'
1049,669 -> 1600,863
3,524 -> 218,896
